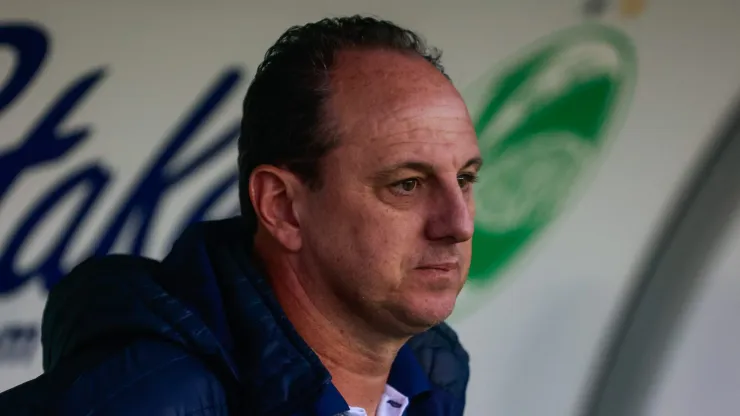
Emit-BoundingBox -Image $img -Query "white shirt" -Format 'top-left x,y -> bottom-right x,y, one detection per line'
345,384 -> 410,416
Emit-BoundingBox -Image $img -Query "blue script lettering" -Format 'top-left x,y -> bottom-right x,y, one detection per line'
0,22 -> 245,294
0,323 -> 39,363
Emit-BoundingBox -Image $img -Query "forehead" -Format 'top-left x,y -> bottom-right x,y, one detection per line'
325,49 -> 479,168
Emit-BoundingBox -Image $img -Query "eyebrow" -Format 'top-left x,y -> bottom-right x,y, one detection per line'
373,157 -> 484,180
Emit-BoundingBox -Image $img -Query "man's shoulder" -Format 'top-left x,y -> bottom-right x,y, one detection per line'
63,253 -> 161,282
40,253 -> 167,370
21,249 -> 240,415
47,253 -> 163,305
0,339 -> 232,415
407,322 -> 470,402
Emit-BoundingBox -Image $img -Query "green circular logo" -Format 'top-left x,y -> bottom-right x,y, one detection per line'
451,24 -> 637,321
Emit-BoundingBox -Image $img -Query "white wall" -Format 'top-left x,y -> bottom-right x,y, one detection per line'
1,1 -> 740,415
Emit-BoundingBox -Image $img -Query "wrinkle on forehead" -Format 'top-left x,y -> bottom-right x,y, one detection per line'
364,106 -> 474,141
326,48 -> 472,143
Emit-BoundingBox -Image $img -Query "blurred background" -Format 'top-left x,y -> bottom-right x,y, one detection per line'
2,1 -> 740,415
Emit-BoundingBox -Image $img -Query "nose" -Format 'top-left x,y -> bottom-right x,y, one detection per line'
424,182 -> 475,243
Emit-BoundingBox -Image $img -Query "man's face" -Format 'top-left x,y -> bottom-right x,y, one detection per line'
298,49 -> 481,335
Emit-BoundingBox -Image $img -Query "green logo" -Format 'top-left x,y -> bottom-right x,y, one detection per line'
452,24 -> 637,320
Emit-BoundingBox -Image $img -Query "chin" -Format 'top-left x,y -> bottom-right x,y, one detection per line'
391,293 -> 458,333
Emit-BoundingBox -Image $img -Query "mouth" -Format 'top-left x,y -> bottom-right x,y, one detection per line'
415,262 -> 458,272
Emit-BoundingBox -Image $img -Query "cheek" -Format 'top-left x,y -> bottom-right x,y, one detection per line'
347,207 -> 403,257
304,190 -> 381,255
357,207 -> 427,276
304,185 -> 424,278
344,212 -> 419,281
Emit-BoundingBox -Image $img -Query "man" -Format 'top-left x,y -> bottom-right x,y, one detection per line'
0,15 -> 480,415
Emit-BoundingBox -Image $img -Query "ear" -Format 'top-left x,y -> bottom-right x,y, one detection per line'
248,165 -> 303,252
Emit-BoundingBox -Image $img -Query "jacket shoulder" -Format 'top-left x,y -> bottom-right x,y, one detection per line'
0,340 -> 232,415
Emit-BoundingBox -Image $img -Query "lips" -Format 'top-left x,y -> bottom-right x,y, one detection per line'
416,262 -> 458,272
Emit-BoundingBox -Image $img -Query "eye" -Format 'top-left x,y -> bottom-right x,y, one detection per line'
457,173 -> 479,190
391,178 -> 421,195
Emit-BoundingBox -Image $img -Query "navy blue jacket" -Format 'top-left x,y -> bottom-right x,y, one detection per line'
0,217 -> 470,415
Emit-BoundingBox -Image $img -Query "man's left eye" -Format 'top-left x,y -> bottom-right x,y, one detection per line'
457,173 -> 478,189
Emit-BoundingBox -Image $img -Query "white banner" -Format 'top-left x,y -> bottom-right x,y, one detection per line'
2,1 -> 740,415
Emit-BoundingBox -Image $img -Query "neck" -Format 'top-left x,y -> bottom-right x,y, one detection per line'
253,236 -> 406,414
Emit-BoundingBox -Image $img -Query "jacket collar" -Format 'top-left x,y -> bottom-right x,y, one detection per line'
159,217 -> 432,415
